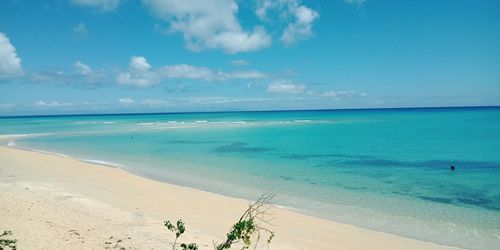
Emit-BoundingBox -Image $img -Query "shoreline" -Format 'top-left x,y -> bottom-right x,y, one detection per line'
0,145 -> 459,249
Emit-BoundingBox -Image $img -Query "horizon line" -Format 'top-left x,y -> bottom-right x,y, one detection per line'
1,104 -> 499,119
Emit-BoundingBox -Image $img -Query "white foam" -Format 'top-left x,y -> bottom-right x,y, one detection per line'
195,120 -> 208,123
75,121 -> 98,124
7,140 -> 16,147
0,133 -> 52,139
79,159 -> 124,168
29,148 -> 70,158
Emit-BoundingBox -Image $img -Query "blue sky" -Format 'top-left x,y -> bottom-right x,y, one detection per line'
0,0 -> 499,115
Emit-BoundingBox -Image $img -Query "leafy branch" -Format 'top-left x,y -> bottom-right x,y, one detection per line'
164,219 -> 199,250
0,231 -> 17,250
216,194 -> 275,250
164,194 -> 275,250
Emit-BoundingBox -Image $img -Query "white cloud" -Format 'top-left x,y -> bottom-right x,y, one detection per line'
161,64 -> 214,79
0,103 -> 15,110
117,56 -> 269,87
255,0 -> 319,44
281,5 -> 319,44
321,90 -> 368,98
267,80 -> 306,94
321,91 -> 338,98
0,32 -> 23,76
117,56 -> 159,87
225,70 -> 267,79
160,64 -> 268,81
345,0 -> 366,5
118,98 -> 136,105
74,61 -> 92,75
35,101 -> 73,108
129,56 -> 152,72
71,0 -> 119,12
142,0 -> 271,53
73,22 -> 88,38
230,59 -> 249,66
141,99 -> 173,107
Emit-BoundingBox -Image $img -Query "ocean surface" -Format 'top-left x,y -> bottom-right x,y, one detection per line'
1,107 -> 499,249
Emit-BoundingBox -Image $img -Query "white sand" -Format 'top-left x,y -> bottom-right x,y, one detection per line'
0,146 -> 459,249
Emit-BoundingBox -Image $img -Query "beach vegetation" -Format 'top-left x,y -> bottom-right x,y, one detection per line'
0,231 -> 16,250
164,194 -> 275,250
164,220 -> 198,250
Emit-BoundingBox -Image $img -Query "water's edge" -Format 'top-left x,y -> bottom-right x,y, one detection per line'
1,142 -> 461,249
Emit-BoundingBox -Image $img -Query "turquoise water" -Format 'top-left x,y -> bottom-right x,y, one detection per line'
1,107 -> 499,249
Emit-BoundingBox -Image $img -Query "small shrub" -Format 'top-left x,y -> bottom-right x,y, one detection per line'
164,194 -> 275,250
0,231 -> 17,250
164,220 -> 198,250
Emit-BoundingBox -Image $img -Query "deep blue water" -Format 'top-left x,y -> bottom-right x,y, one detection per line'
1,107 -> 499,249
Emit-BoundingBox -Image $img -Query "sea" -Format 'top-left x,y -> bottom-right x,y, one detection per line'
1,107 -> 499,249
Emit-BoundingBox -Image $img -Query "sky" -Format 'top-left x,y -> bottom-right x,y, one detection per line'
0,0 -> 499,115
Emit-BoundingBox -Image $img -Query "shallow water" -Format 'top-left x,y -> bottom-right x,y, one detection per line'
1,107 -> 499,249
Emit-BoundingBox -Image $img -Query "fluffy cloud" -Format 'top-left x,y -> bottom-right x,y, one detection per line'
161,64 -> 214,80
141,99 -> 173,107
35,101 -> 73,108
0,32 -> 23,76
321,90 -> 368,98
71,0 -> 119,12
142,0 -> 271,53
160,64 -> 268,81
256,0 -> 319,44
117,56 -> 159,87
118,98 -> 136,105
267,80 -> 306,94
280,5 -> 319,44
117,98 -> 173,107
117,56 -> 268,87
74,61 -> 92,75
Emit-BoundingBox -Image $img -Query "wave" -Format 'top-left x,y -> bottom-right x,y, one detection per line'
75,121 -> 98,124
28,148 -> 70,158
75,121 -> 116,124
79,159 -> 124,168
0,133 -> 52,139
7,140 -> 16,147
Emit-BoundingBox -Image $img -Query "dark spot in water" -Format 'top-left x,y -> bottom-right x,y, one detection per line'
167,140 -> 222,144
456,197 -> 500,211
213,142 -> 272,154
336,158 -> 500,171
282,153 -> 372,160
304,179 -> 318,185
278,175 -> 294,181
419,196 -> 453,204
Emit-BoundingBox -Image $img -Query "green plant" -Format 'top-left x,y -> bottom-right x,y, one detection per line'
0,231 -> 17,250
164,220 -> 198,250
164,194 -> 275,250
216,194 -> 275,250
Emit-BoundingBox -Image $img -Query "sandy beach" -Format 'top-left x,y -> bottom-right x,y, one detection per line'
0,146 -> 458,249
